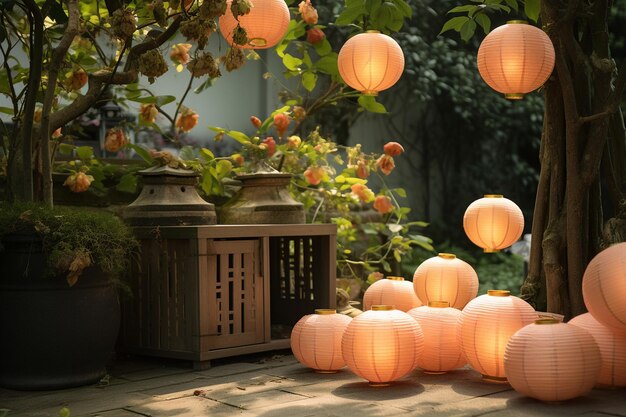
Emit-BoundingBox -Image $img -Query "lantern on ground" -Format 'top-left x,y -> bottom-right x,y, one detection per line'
219,0 -> 290,49
582,242 -> 626,333
463,195 -> 524,253
477,20 -> 555,100
363,276 -> 422,312
342,305 -> 424,386
413,253 -> 478,309
338,31 -> 404,95
290,309 -> 352,373
504,319 -> 601,402
408,301 -> 466,373
570,312 -> 626,387
459,290 -> 537,382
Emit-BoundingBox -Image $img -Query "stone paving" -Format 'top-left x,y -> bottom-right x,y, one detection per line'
1,351 -> 625,417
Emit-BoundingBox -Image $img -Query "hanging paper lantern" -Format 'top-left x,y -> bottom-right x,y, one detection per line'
219,0 -> 290,49
582,242 -> 626,332
504,319 -> 601,402
363,276 -> 422,312
342,305 -> 424,386
459,290 -> 537,382
413,253 -> 478,309
408,301 -> 466,373
477,20 -> 555,99
290,309 -> 352,373
337,31 -> 405,96
570,312 -> 626,387
463,195 -> 524,253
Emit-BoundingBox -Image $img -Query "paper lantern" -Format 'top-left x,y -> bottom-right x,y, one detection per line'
463,195 -> 524,252
408,301 -> 466,373
337,31 -> 404,95
342,305 -> 424,386
413,253 -> 478,309
219,0 -> 290,49
504,319 -> 601,402
290,309 -> 352,373
363,276 -> 422,312
570,312 -> 626,387
459,290 -> 537,382
582,242 -> 626,332
477,20 -> 555,99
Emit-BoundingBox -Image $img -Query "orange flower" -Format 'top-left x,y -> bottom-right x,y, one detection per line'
351,183 -> 374,203
298,0 -> 318,25
51,128 -> 62,139
139,103 -> 158,123
376,154 -> 395,175
176,107 -> 199,132
373,195 -> 394,214
292,105 -> 306,121
231,153 -> 244,166
170,43 -> 192,66
304,166 -> 325,185
250,116 -> 262,128
273,113 -> 290,138
64,172 -> 94,193
356,160 -> 369,179
262,137 -> 276,156
306,27 -> 325,44
65,69 -> 88,91
383,141 -> 404,156
287,135 -> 302,149
104,127 -> 128,152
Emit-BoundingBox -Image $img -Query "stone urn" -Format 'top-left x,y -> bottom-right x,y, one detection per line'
123,165 -> 216,226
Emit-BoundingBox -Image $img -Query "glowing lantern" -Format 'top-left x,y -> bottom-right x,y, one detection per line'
582,242 -> 626,332
337,31 -> 405,95
459,290 -> 537,382
477,20 -> 555,100
342,305 -> 424,386
570,312 -> 626,387
219,0 -> 290,49
290,309 -> 352,373
363,276 -> 422,312
463,195 -> 524,253
504,319 -> 601,402
413,253 -> 478,309
408,301 -> 466,373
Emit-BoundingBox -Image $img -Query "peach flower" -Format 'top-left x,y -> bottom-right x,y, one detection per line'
139,103 -> 158,123
304,166 -> 325,185
104,127 -> 129,152
376,154 -> 395,175
250,116 -> 262,128
170,43 -> 192,66
356,160 -> 369,179
383,141 -> 404,156
64,171 -> 94,193
298,0 -> 318,24
51,128 -> 62,139
273,113 -> 290,138
65,69 -> 88,91
351,183 -> 374,203
373,195 -> 394,214
176,107 -> 199,132
287,135 -> 302,148
262,137 -> 276,156
306,27 -> 325,44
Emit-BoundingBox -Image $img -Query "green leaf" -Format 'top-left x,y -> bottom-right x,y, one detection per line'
179,146 -> 195,161
358,95 -> 387,113
128,144 -> 153,164
0,106 -> 13,115
504,0 -> 519,11
155,95 -> 176,106
200,148 -> 215,160
439,16 -> 469,35
392,0 -> 412,18
460,19 -> 477,42
394,188 -> 407,197
336,4 -> 365,26
76,146 -> 94,160
224,129 -> 252,144
302,50 -> 313,68
313,38 -> 332,56
315,53 -> 339,76
475,13 -> 491,34
302,71 -> 318,92
115,173 -> 138,194
58,143 -> 75,155
447,5 -> 478,14
282,53 -> 303,71
215,159 -> 233,178
524,0 -> 540,22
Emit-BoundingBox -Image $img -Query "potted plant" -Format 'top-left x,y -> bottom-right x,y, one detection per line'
0,203 -> 138,390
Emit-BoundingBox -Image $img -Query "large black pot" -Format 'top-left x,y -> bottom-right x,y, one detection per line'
0,231 -> 120,390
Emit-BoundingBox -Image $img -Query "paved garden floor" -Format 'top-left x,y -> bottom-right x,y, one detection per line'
1,350 -> 625,417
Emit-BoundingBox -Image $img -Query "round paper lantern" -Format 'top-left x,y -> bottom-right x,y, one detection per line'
477,20 -> 555,99
459,290 -> 537,382
413,253 -> 478,309
342,305 -> 424,386
363,276 -> 422,312
219,0 -> 290,49
504,319 -> 601,402
570,312 -> 626,387
582,242 -> 626,332
290,309 -> 352,373
337,31 -> 405,95
463,195 -> 524,253
408,301 -> 466,373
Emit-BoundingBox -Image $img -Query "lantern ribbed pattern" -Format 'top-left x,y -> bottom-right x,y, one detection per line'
582,242 -> 626,332
413,253 -> 478,309
570,312 -> 626,387
504,319 -> 601,402
219,0 -> 290,49
342,306 -> 424,385
459,290 -> 537,381
477,20 -> 555,99
290,309 -> 352,373
408,302 -> 466,373
363,277 -> 422,312
337,31 -> 405,95
463,195 -> 524,253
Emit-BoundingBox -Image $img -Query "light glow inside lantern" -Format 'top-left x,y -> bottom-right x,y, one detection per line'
219,0 -> 290,49
463,195 -> 524,253
363,276 -> 422,312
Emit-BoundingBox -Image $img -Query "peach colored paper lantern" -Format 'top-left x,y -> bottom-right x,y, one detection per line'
363,276 -> 422,312
413,253 -> 478,309
291,309 -> 352,373
477,20 -> 555,100
570,312 -> 626,387
219,0 -> 290,49
342,305 -> 424,386
337,31 -> 405,95
582,242 -> 626,332
463,195 -> 524,253
504,319 -> 601,402
459,290 -> 537,382
408,301 -> 466,373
